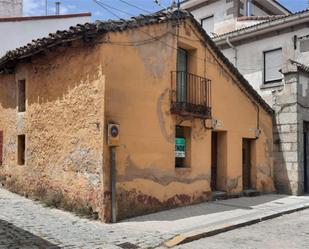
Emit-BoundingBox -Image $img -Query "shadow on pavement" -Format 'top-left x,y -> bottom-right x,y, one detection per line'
0,219 -> 60,249
124,194 -> 288,222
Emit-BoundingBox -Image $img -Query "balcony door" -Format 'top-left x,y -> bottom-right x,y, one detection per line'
177,48 -> 188,103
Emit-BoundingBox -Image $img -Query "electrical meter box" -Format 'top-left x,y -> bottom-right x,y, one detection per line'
108,123 -> 120,147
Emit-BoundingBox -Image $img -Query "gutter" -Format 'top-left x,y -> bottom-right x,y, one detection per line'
226,36 -> 237,67
214,10 -> 309,45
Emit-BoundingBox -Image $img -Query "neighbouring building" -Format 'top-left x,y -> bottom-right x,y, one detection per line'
181,0 -> 290,36
0,0 -> 22,17
0,13 -> 91,57
182,0 -> 309,195
0,10 -> 274,222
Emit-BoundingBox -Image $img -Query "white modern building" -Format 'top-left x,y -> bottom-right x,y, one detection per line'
0,0 -> 91,57
0,0 -> 22,17
182,0 -> 309,195
0,13 -> 91,57
181,0 -> 290,36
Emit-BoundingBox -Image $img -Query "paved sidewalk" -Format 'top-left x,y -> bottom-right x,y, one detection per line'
174,209 -> 309,249
0,187 -> 309,249
125,194 -> 309,247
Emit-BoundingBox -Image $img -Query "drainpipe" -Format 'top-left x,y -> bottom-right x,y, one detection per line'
110,146 -> 117,223
247,0 -> 252,16
254,104 -> 260,139
226,36 -> 238,68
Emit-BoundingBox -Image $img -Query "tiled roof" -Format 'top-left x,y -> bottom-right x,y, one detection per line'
290,59 -> 309,73
181,0 -> 291,14
237,15 -> 285,21
215,9 -> 309,40
0,11 -> 187,68
0,10 -> 273,115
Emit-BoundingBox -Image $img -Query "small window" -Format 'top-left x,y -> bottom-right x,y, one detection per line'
18,79 -> 26,112
300,39 -> 309,53
264,48 -> 283,84
175,126 -> 191,168
17,135 -> 25,165
0,131 -> 3,166
201,15 -> 214,35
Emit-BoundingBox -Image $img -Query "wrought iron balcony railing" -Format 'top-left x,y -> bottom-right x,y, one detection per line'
171,71 -> 211,119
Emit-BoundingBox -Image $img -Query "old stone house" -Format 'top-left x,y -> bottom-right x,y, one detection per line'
0,10 -> 274,222
182,0 -> 309,196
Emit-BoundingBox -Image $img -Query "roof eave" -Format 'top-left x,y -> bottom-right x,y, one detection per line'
0,10 -> 274,116
214,10 -> 309,45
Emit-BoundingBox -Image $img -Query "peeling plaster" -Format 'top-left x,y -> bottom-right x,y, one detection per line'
119,155 -> 211,186
157,88 -> 174,143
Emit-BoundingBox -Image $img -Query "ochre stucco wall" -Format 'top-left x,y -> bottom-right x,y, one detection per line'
0,43 -> 106,219
100,20 -> 274,220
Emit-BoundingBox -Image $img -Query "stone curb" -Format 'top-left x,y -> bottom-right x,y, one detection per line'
164,203 -> 309,248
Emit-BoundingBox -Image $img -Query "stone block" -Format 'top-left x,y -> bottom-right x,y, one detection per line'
283,151 -> 298,163
287,170 -> 300,182
276,112 -> 297,125
277,132 -> 298,143
280,142 -> 292,151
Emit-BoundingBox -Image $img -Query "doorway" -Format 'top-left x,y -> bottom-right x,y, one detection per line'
304,122 -> 309,193
242,139 -> 252,190
211,131 -> 227,191
211,132 -> 218,191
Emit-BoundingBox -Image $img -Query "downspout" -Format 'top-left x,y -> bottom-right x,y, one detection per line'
247,0 -> 252,16
226,36 -> 238,68
254,103 -> 260,139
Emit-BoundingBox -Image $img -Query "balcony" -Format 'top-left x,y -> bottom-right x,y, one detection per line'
171,71 -> 211,119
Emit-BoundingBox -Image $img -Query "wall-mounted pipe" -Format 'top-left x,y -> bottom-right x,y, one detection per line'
247,0 -> 252,16
226,36 -> 238,68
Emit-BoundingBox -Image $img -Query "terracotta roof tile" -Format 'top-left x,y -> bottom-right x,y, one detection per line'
215,9 -> 309,39
290,59 -> 309,73
237,15 -> 286,21
0,10 -> 273,115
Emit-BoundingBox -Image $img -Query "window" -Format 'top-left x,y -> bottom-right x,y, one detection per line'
18,79 -> 26,112
175,126 -> 191,168
0,131 -> 3,166
264,48 -> 283,84
17,135 -> 25,165
176,48 -> 188,102
201,15 -> 214,35
300,39 -> 309,53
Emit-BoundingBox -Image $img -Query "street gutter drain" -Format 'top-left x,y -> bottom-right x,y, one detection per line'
117,242 -> 139,249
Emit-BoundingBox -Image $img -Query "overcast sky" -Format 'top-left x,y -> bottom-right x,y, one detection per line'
23,0 -> 308,20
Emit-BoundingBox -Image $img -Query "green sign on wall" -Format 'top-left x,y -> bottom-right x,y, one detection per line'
175,137 -> 186,158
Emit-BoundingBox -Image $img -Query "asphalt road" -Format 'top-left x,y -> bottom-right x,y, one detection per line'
175,209 -> 309,249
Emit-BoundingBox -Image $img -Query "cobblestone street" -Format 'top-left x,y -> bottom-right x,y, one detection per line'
1,187 -> 309,249
0,188 -> 174,249
0,219 -> 60,249
176,208 -> 309,249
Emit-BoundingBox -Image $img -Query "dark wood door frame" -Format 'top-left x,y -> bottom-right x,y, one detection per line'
242,139 -> 251,190
211,132 -> 218,191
